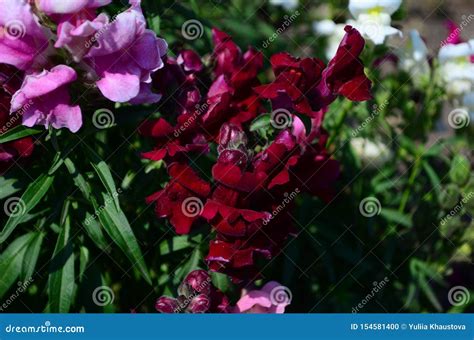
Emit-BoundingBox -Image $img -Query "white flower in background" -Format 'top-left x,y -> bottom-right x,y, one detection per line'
397,30 -> 430,86
269,0 -> 298,10
313,20 -> 346,59
351,138 -> 392,169
438,40 -> 474,97
348,0 -> 402,44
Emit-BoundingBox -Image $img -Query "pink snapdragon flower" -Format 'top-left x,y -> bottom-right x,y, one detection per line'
0,0 -> 51,71
10,65 -> 82,132
231,282 -> 291,313
36,0 -> 112,14
82,2 -> 167,104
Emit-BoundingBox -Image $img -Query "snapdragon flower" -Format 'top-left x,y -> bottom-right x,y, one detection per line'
348,0 -> 402,45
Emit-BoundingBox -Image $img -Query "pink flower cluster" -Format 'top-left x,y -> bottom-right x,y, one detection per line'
0,0 -> 167,133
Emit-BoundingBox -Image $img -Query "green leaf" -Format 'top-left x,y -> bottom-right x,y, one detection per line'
211,272 -> 231,293
0,126 -> 42,144
449,155 -> 470,187
0,233 -> 35,299
79,246 -> 89,282
95,193 -> 151,285
159,235 -> 202,255
0,174 -> 54,243
21,232 -> 44,282
380,208 -> 413,228
422,161 -> 441,198
0,177 -> 21,200
250,114 -> 271,131
48,214 -> 75,313
91,161 -> 121,210
64,158 -> 92,199
82,212 -> 109,250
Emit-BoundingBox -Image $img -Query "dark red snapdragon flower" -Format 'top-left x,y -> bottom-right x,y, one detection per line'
155,269 -> 229,313
141,26 -> 372,282
146,162 -> 210,234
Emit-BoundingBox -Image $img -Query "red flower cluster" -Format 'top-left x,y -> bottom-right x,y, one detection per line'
142,26 -> 371,281
0,65 -> 34,174
155,269 -> 229,313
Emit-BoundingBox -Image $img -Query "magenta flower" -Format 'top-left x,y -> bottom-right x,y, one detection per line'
232,281 -> 291,313
83,2 -> 168,104
36,0 -> 112,14
10,65 -> 82,132
0,0 -> 51,71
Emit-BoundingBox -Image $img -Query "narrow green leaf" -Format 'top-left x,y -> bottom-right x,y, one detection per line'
422,161 -> 441,197
79,246 -> 89,282
0,174 -> 54,243
380,208 -> 413,228
64,158 -> 92,199
82,212 -> 109,250
0,233 -> 35,299
0,126 -> 42,144
21,232 -> 44,282
48,214 -> 75,313
91,161 -> 120,210
96,194 -> 151,285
